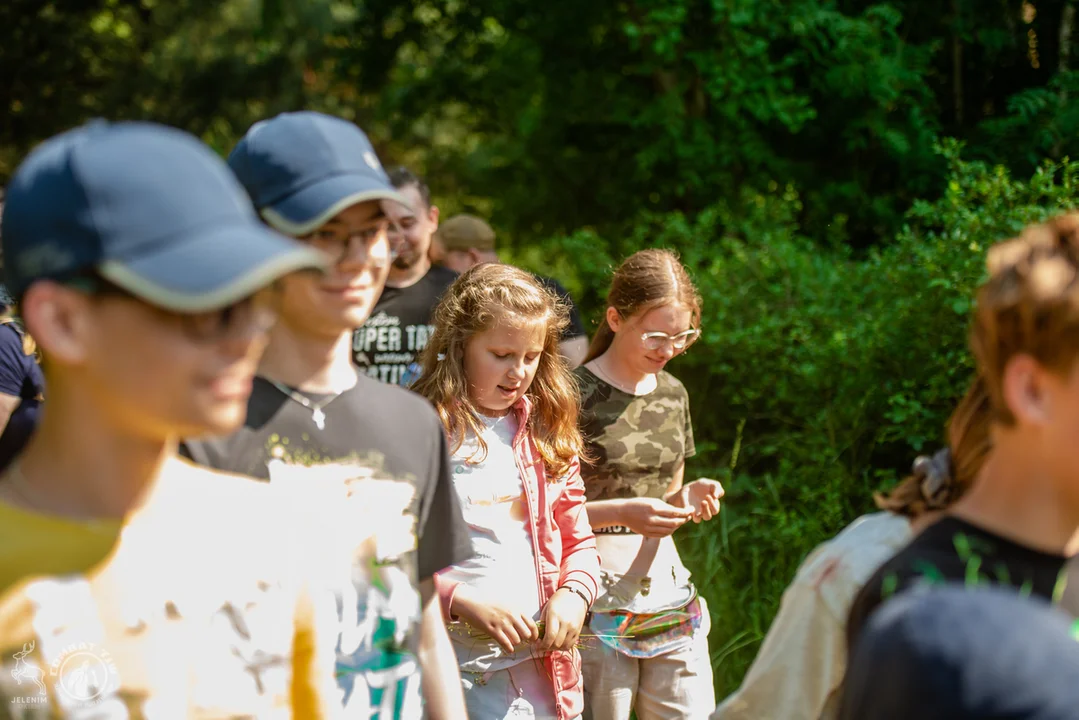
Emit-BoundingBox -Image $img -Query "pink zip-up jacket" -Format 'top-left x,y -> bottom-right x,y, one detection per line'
434,396 -> 601,719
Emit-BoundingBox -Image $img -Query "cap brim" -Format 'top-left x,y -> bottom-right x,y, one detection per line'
259,174 -> 411,237
97,222 -> 328,312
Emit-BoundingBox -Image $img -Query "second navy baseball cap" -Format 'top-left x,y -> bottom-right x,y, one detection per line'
227,112 -> 408,237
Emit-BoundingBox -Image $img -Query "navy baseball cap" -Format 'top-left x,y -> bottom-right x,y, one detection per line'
841,585 -> 1079,719
227,112 -> 408,237
1,120 -> 326,312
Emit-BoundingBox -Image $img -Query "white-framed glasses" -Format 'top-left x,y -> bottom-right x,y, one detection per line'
641,328 -> 701,351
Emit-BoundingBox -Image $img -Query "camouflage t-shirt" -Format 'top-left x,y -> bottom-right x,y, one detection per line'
576,367 -> 695,503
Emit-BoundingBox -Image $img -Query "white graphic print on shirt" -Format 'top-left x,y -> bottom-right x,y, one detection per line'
267,450 -> 423,720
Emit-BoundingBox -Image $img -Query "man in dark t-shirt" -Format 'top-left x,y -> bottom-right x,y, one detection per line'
181,112 -> 472,719
434,213 -> 589,367
353,167 -> 457,385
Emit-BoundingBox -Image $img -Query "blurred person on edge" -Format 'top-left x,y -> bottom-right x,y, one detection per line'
846,214 -> 1079,654
433,214 -> 589,368
181,112 -> 472,720
0,120 -> 339,717
0,186 -> 44,474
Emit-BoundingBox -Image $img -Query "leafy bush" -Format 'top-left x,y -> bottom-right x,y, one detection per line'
515,140 -> 1079,694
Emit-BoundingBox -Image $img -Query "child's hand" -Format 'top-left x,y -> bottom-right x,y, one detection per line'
452,587 -> 539,654
675,478 -> 725,523
620,497 -> 694,537
538,587 -> 588,652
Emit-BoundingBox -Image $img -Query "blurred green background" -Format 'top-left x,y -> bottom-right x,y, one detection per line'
4,0 -> 1079,696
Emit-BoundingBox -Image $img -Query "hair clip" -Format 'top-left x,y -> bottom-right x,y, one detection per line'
914,448 -> 953,508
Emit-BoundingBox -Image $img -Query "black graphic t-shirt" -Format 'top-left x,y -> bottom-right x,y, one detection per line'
534,274 -> 587,341
354,265 -> 458,386
181,375 -> 473,719
847,515 -> 1070,654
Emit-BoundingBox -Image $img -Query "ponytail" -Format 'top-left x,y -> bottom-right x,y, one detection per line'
583,321 -> 615,365
875,376 -> 991,518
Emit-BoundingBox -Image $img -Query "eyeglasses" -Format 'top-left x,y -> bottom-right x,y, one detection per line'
303,222 -> 395,266
641,328 -> 701,352
68,273 -> 277,343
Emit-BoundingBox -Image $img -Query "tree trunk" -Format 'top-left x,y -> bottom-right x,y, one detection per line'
1061,3 -> 1075,76
1056,2 -> 1075,157
952,0 -> 964,126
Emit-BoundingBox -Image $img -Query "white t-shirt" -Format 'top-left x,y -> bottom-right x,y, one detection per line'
442,413 -> 542,672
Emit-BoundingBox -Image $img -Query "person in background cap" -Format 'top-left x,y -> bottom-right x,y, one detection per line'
180,111 -> 472,720
353,167 -> 458,385
840,585 -> 1079,719
435,214 -> 589,368
0,120 -> 338,716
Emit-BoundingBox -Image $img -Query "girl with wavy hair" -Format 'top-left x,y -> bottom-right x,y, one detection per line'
414,262 -> 601,720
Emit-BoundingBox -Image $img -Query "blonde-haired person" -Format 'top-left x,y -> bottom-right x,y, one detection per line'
576,248 -> 721,720
413,263 -> 600,720
712,376 -> 991,720
846,214 -> 1079,656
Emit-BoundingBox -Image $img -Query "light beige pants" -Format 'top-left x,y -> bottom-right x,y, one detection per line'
580,599 -> 715,720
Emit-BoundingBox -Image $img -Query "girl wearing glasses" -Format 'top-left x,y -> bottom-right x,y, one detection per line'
575,249 -> 722,719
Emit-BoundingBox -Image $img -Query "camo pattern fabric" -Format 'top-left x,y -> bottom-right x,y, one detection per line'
575,367 -> 695,502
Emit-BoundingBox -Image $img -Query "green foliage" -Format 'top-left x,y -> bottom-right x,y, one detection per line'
6,0 -> 1079,702
7,0 -> 1077,248
520,142 -> 1079,693
376,0 -> 943,246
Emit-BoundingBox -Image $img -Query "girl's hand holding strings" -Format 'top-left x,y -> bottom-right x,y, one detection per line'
675,478 -> 725,523
620,497 -> 694,537
538,587 -> 588,652
451,586 -> 539,654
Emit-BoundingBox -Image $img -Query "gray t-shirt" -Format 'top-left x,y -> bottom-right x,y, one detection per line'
182,374 -> 473,718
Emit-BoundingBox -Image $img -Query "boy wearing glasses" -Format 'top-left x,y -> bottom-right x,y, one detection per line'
0,121 -> 337,715
181,112 -> 472,719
